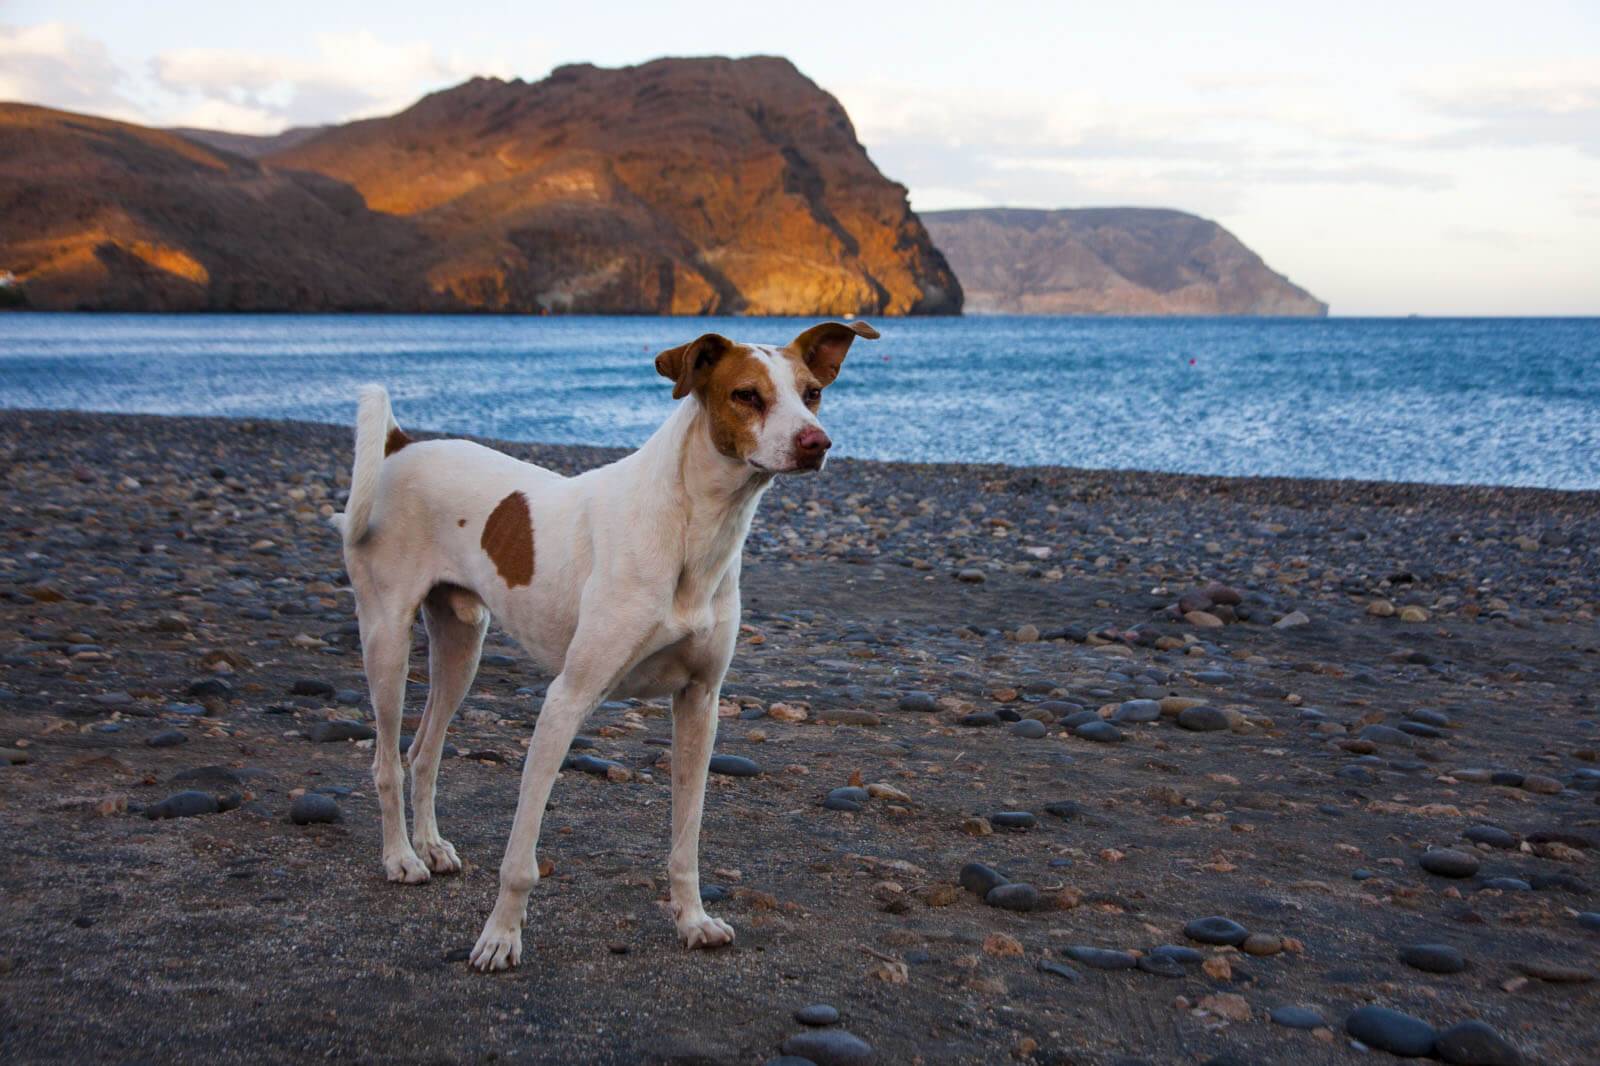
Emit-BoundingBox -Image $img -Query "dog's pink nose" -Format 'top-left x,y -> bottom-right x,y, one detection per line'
795,426 -> 832,455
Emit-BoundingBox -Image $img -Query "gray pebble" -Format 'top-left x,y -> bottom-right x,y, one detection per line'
1345,1005 -> 1438,1058
1177,706 -> 1230,732
145,790 -> 220,820
985,883 -> 1039,911
707,754 -> 760,777
1184,916 -> 1249,946
1398,943 -> 1467,974
1435,1020 -> 1522,1065
1420,848 -> 1480,879
289,792 -> 341,825
794,1003 -> 839,1026
779,1028 -> 875,1066
1062,945 -> 1137,970
1074,720 -> 1123,743
1270,1006 -> 1325,1030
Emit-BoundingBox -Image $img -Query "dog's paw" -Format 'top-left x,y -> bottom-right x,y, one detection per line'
384,850 -> 431,885
414,837 -> 461,874
470,921 -> 522,972
677,913 -> 735,950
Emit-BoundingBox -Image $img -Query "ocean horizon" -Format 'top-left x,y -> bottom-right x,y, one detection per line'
3,312 -> 1597,490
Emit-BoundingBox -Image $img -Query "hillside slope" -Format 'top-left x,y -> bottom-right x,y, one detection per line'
0,104 -> 437,311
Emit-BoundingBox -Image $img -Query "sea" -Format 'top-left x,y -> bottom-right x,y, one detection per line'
2,314 -> 1597,490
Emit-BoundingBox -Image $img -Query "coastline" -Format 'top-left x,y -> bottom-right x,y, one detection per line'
2,408 -> 1597,1064
6,406 -> 1600,503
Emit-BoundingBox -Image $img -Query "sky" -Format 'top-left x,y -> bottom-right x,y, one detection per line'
3,0 -> 1598,316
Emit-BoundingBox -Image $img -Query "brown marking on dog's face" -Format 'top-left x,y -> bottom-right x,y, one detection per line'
656,333 -> 773,462
698,345 -> 774,462
385,427 -> 412,457
480,491 -> 534,588
457,518 -> 466,528
785,320 -> 879,387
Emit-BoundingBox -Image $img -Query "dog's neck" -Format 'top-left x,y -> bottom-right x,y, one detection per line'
629,398 -> 773,601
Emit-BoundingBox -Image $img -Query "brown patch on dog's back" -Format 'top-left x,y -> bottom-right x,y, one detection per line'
481,492 -> 534,588
385,427 -> 412,457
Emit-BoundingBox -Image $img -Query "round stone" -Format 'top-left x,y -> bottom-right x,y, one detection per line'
959,862 -> 1009,897
1184,916 -> 1249,946
708,754 -> 760,777
1136,953 -> 1186,977
1480,877 -> 1531,892
822,787 -> 867,812
1270,1006 -> 1325,1030
146,729 -> 188,748
145,790 -> 219,820
1345,1005 -> 1438,1058
1399,943 -> 1467,974
897,692 -> 938,713
308,720 -> 375,743
1147,944 -> 1204,964
985,883 -> 1040,912
1463,825 -> 1517,850
1074,720 -> 1123,743
958,713 -> 1000,728
289,792 -> 341,825
1009,718 -> 1047,739
1359,724 -> 1413,747
1062,945 -> 1137,970
1578,912 -> 1600,931
1112,699 -> 1161,723
794,1004 -> 840,1026
565,754 -> 626,776
1241,933 -> 1283,956
988,811 -> 1036,830
1435,1020 -> 1523,1066
779,1028 -> 875,1066
1420,848 -> 1480,878
1177,706 -> 1230,732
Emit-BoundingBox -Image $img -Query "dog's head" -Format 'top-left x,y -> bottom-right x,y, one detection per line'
655,320 -> 878,474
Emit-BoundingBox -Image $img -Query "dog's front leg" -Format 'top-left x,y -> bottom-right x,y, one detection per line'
668,678 -> 735,949
469,609 -> 648,972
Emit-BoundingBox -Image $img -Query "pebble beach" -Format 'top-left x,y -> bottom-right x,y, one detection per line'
2,408 -> 1599,1065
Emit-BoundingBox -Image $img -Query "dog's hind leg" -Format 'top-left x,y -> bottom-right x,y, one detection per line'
409,585 -> 488,875
361,600 -> 431,884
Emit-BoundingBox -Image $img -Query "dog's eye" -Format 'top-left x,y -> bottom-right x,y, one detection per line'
803,387 -> 822,407
732,388 -> 764,411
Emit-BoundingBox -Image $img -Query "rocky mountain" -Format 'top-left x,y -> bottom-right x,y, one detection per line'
922,207 -> 1325,316
0,57 -> 960,315
0,104 -> 436,311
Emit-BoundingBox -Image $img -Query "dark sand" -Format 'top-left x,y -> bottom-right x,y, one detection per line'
2,410 -> 1598,1065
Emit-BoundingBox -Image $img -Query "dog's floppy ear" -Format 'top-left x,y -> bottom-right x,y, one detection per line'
788,320 -> 879,387
655,333 -> 734,399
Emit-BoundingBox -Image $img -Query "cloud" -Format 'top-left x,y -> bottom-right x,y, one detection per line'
1418,64 -> 1600,156
150,30 -> 534,129
839,78 -> 1453,222
0,21 -> 137,119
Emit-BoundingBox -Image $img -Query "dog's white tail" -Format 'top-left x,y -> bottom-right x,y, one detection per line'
333,384 -> 399,546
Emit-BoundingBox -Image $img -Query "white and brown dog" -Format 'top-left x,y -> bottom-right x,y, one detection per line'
333,320 -> 877,971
